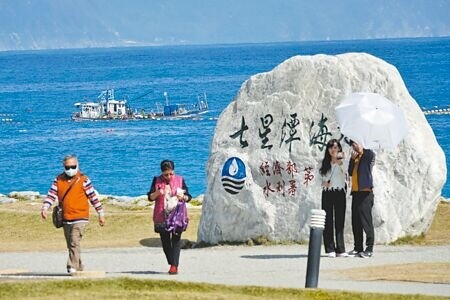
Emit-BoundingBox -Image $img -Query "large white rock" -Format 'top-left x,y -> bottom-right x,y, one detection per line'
198,53 -> 446,245
8,191 -> 41,201
0,194 -> 17,204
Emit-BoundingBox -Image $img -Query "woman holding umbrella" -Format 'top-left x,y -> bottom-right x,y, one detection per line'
319,139 -> 348,258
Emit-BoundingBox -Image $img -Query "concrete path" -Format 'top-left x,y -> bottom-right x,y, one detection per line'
1,244 -> 449,297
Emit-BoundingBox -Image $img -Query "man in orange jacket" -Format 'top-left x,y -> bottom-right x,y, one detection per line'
41,154 -> 105,274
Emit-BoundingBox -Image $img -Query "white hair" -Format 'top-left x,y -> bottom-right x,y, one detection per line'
63,154 -> 78,162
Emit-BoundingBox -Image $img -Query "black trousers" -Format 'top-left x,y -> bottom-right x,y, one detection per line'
351,191 -> 374,252
160,231 -> 182,267
321,190 -> 346,253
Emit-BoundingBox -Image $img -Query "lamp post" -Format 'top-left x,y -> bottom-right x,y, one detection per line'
305,209 -> 326,288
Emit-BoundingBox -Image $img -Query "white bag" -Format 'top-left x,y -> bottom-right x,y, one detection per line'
164,187 -> 185,213
164,194 -> 178,214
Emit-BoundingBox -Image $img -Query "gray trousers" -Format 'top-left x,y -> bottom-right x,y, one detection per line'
63,222 -> 87,271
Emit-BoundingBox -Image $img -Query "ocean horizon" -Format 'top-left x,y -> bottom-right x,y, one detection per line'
0,37 -> 448,198
1,36 -> 449,54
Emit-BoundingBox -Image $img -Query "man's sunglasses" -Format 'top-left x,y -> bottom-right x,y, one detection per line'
162,172 -> 174,178
64,165 -> 77,170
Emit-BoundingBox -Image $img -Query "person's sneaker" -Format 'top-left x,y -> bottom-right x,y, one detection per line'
359,250 -> 373,258
168,265 -> 178,275
327,252 -> 336,258
67,267 -> 77,275
336,252 -> 349,257
347,249 -> 360,257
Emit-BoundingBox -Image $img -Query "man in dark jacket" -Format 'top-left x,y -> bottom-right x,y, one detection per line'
348,141 -> 376,258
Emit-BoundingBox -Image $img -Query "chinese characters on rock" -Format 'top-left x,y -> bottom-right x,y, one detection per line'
230,113 -> 349,152
228,112 -> 350,198
229,116 -> 249,148
260,160 -> 315,198
230,113 -> 301,152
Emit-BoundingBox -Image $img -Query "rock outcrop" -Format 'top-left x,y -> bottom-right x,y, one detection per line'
198,53 -> 446,244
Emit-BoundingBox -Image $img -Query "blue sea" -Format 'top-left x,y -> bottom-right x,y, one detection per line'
0,37 -> 449,198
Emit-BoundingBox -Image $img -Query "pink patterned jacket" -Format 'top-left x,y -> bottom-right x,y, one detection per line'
151,175 -> 183,223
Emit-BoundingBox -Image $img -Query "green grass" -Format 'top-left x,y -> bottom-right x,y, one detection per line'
339,262 -> 450,284
0,200 -> 448,251
0,278 -> 445,300
0,202 -> 201,252
188,198 -> 203,206
390,233 -> 427,246
390,201 -> 450,245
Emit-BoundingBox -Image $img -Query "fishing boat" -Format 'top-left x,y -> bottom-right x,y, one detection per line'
72,89 -> 132,121
72,89 -> 209,121
144,92 -> 209,120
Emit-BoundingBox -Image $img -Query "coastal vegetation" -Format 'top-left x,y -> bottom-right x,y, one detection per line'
0,277 -> 445,300
338,262 -> 450,284
0,201 -> 201,252
0,199 -> 448,252
390,200 -> 449,246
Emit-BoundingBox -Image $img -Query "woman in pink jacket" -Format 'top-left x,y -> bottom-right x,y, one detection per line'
147,160 -> 192,274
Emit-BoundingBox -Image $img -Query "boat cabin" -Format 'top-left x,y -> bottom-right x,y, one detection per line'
72,89 -> 129,120
106,100 -> 127,116
74,102 -> 102,119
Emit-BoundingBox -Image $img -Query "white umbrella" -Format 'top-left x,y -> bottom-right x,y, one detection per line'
335,92 -> 408,150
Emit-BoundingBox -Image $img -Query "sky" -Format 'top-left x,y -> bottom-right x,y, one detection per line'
0,0 -> 449,50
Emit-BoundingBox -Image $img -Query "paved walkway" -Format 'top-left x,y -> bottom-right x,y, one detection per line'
1,244 -> 449,297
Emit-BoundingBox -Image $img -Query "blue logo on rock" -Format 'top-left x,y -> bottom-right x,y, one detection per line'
221,157 -> 246,194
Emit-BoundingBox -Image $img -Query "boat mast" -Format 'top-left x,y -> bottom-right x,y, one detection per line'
164,91 -> 169,106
